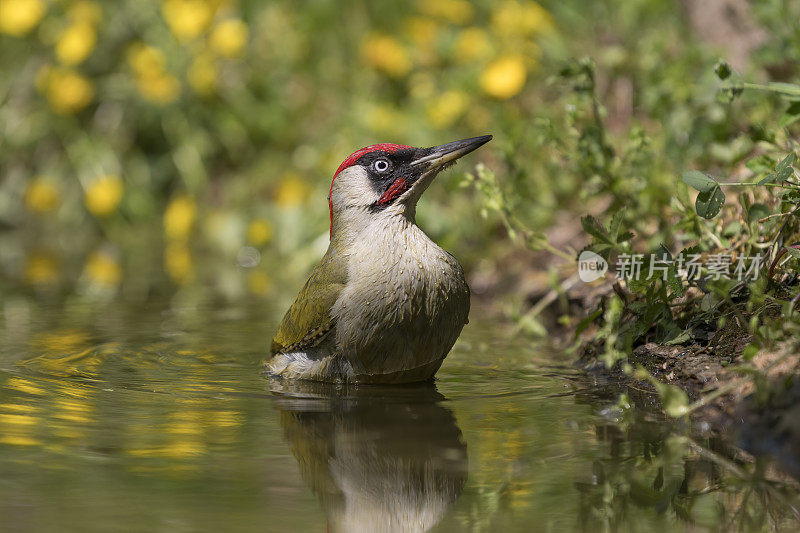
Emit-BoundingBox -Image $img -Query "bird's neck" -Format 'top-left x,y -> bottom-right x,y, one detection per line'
330,203 -> 419,250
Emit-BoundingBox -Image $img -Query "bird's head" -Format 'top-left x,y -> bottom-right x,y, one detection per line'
327,135 -> 492,239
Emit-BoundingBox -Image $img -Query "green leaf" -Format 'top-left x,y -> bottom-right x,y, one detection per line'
682,170 -> 718,192
666,266 -> 685,298
776,153 -> 796,172
661,385 -> 689,417
581,215 -> 612,244
695,185 -> 725,219
758,172 -> 780,185
617,231 -> 635,243
784,246 -> 800,259
608,208 -> 626,242
742,344 -> 759,361
665,329 -> 691,345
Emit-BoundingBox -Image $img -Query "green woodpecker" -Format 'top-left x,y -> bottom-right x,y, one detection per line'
269,135 -> 492,383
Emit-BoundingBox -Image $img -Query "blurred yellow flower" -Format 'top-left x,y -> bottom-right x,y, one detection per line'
188,52 -> 217,95
162,0 -> 213,41
247,270 -> 271,296
361,33 -> 412,78
427,90 -> 468,129
209,18 -> 248,58
67,0 -> 101,24
247,219 -> 273,246
416,0 -> 474,25
85,250 -> 121,288
56,22 -> 97,65
24,252 -> 58,286
480,55 -> 527,99
25,177 -> 60,213
84,174 -> 123,217
164,241 -> 193,283
128,43 -> 166,74
136,72 -> 180,103
455,27 -> 491,62
491,0 -> 554,36
164,195 -> 196,240
43,67 -> 94,114
275,173 -> 311,207
0,0 -> 45,36
127,44 -> 181,103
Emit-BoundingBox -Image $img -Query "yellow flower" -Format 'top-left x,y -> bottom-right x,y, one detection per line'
361,33 -> 412,78
455,27 -> 491,62
56,22 -> 97,65
164,195 -> 196,240
188,52 -> 217,95
24,252 -> 58,286
275,173 -> 311,207
209,18 -> 248,58
140,73 -> 180,103
491,0 -> 554,36
84,174 -> 123,217
162,0 -> 213,41
164,241 -> 193,283
416,0 -> 474,25
0,0 -> 45,37
127,43 -> 166,74
127,44 -> 180,103
85,250 -> 121,288
426,90 -> 468,129
247,219 -> 273,246
247,270 -> 271,296
480,55 -> 527,99
25,177 -> 60,213
44,67 -> 94,114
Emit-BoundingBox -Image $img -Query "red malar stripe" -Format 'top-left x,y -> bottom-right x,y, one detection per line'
376,177 -> 409,205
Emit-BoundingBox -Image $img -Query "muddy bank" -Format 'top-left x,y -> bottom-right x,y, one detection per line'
579,339 -> 800,477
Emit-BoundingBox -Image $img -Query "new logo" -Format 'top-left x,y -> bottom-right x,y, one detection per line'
578,251 -> 608,282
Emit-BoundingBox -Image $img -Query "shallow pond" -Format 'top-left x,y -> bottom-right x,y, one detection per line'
0,300 -> 798,532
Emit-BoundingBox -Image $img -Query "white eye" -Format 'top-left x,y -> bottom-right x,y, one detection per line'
373,158 -> 390,173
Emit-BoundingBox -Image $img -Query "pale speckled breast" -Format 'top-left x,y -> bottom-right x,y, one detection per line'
331,219 -> 469,381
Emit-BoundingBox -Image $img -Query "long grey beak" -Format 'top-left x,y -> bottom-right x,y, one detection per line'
411,135 -> 493,169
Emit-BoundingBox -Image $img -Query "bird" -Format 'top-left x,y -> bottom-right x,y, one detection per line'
268,135 -> 492,384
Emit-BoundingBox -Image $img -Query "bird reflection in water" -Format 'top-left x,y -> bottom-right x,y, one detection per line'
270,380 -> 468,532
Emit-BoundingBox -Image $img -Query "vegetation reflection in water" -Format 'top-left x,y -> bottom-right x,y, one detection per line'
0,304 -> 798,531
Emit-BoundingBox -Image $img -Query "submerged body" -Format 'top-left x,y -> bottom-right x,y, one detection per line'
269,136 -> 490,383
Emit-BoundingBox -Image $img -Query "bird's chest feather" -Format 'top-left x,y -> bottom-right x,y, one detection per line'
331,219 -> 469,371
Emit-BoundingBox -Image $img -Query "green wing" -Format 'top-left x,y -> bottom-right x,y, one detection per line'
270,247 -> 348,355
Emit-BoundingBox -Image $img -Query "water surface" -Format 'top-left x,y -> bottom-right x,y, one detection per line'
0,300 -> 798,532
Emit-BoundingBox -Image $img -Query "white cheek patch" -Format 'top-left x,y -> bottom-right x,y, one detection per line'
330,166 -> 381,210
